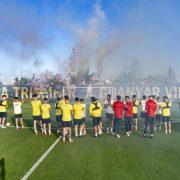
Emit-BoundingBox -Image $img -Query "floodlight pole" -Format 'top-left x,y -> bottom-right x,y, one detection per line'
72,48 -> 77,72
21,67 -> 23,79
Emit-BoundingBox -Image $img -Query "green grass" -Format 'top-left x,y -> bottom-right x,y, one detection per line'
0,128 -> 57,179
0,103 -> 180,180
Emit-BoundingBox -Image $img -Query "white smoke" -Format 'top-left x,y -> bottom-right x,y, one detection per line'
0,0 -> 179,82
0,1 -> 50,69
58,0 -> 179,80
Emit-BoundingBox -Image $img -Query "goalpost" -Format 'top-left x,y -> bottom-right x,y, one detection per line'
62,86 -> 114,101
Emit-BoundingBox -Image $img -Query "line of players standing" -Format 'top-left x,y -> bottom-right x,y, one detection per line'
0,93 -> 171,142
104,94 -> 172,138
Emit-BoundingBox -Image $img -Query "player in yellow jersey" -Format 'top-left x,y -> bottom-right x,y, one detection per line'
55,97 -> 64,134
132,95 -> 140,131
41,98 -> 52,135
89,97 -> 102,137
0,95 -> 8,128
80,99 -> 87,135
60,95 -> 73,142
161,96 -> 172,134
31,94 -> 42,135
73,97 -> 85,137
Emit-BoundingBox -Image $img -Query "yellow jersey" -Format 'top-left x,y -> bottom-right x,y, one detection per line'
0,100 -> 8,112
31,100 -> 42,116
73,103 -> 85,120
55,99 -> 65,116
55,101 -> 62,116
41,103 -> 51,119
133,100 -> 139,114
161,102 -> 171,116
61,103 -> 73,122
89,101 -> 102,117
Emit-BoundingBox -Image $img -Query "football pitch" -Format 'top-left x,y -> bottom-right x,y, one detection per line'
0,103 -> 180,180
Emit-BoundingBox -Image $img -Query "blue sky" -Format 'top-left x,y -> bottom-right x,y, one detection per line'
0,0 -> 180,82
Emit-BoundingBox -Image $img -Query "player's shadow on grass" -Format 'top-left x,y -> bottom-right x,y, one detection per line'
10,117 -> 35,133
23,118 -> 35,133
172,122 -> 180,132
0,158 -> 6,180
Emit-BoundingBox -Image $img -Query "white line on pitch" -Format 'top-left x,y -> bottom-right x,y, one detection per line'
21,138 -> 60,180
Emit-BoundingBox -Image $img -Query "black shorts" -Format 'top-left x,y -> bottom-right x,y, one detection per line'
15,114 -> 22,119
74,119 -> 83,126
42,118 -> 51,124
106,113 -> 113,121
93,117 -> 101,126
0,112 -> 7,118
162,116 -> 171,123
140,112 -> 147,119
82,118 -> 85,123
62,121 -> 72,128
133,113 -> 138,119
56,115 -> 62,122
33,115 -> 42,121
